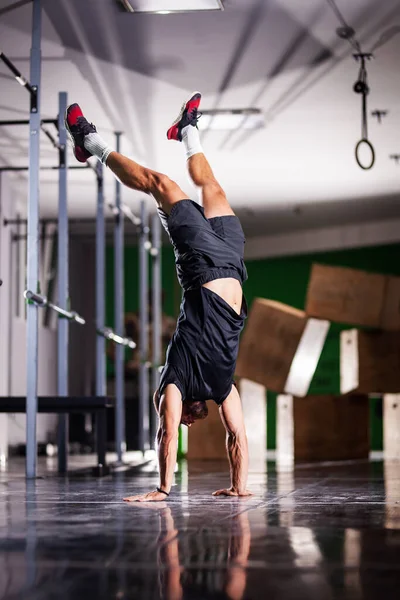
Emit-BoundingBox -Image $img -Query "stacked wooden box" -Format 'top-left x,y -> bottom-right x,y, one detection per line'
233,263 -> 400,466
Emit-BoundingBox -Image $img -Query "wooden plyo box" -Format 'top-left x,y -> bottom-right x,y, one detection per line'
236,298 -> 329,396
306,264 -> 400,330
187,400 -> 226,460
381,276 -> 400,331
187,380 -> 267,462
306,264 -> 386,328
340,329 -> 400,394
276,394 -> 369,468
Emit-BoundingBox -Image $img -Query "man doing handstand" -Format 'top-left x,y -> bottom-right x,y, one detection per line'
66,92 -> 252,501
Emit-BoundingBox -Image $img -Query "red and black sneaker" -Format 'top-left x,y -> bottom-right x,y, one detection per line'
65,103 -> 97,163
167,92 -> 202,141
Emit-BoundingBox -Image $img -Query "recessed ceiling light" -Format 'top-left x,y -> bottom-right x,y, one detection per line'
197,109 -> 265,131
116,1 -> 224,14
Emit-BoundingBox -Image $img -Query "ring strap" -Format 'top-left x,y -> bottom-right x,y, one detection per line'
156,487 -> 170,497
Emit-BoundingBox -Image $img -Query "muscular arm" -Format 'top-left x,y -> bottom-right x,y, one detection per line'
124,385 -> 182,502
213,385 -> 252,497
156,396 -> 181,493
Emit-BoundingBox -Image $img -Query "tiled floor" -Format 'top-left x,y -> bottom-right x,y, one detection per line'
0,458 -> 399,599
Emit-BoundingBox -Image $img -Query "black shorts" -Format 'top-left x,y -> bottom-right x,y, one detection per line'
157,199 -> 248,405
158,199 -> 248,291
158,286 -> 247,405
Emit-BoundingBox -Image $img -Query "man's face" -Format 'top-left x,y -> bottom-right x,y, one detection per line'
180,400 -> 208,427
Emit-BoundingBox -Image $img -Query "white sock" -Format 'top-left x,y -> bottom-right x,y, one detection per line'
84,132 -> 113,165
181,124 -> 203,160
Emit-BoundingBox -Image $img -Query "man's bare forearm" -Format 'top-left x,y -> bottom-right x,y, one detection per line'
226,431 -> 249,494
157,429 -> 178,493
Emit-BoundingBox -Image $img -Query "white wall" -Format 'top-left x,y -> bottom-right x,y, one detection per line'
245,217 -> 400,260
0,173 -> 58,450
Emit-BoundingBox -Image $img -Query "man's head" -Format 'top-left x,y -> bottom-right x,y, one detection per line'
180,400 -> 208,427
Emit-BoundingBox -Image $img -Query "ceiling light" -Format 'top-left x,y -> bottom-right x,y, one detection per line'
116,0 -> 224,14
197,109 -> 265,131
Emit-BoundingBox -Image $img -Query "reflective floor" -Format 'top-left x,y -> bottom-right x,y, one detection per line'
0,458 -> 399,599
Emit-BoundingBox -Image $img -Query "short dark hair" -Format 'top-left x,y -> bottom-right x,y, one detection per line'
188,400 -> 208,420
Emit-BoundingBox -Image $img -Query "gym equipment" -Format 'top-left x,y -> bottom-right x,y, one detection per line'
340,330 -> 400,394
139,200 -> 150,451
276,394 -> 369,469
236,298 -> 329,397
24,290 -> 85,324
0,396 -> 112,471
306,264 -> 400,331
97,327 -> 136,348
353,52 -> 375,170
114,132 -> 125,462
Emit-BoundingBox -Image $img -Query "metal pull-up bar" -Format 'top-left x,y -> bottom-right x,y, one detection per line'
97,327 -> 136,349
107,201 -> 142,227
0,50 -> 38,111
24,290 -> 86,325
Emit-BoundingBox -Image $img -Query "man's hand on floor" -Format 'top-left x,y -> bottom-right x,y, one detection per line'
212,488 -> 253,497
123,490 -> 168,503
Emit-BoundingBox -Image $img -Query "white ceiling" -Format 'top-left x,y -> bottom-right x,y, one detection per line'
1,0 -> 400,237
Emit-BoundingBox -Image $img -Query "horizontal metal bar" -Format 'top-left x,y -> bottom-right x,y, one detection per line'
0,165 -> 90,172
107,201 -> 142,226
4,216 -> 144,226
0,0 -> 33,18
24,290 -> 85,324
0,396 -> 113,412
0,118 -> 57,126
97,327 -> 136,349
40,124 -> 61,150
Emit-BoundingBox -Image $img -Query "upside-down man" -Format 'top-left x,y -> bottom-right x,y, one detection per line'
66,92 -> 252,501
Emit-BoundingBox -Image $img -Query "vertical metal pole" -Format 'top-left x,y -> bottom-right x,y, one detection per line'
57,91 -> 68,474
26,0 -> 41,479
138,200 -> 150,452
96,162 -> 106,466
151,213 -> 162,447
114,132 -> 125,462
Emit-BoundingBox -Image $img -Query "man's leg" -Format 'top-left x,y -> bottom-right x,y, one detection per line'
65,103 -> 188,214
166,92 -> 234,219
187,152 -> 234,219
106,151 -> 187,213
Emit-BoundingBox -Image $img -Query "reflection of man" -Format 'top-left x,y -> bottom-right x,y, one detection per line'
154,506 -> 250,600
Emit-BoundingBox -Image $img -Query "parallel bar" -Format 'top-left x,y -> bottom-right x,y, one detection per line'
25,0 -> 41,480
0,165 -> 90,172
151,212 -> 162,447
0,118 -> 57,126
98,327 -> 136,349
24,290 -> 85,324
114,132 -> 125,462
57,91 -> 69,474
138,200 -> 150,452
0,0 -> 34,17
95,162 -> 107,467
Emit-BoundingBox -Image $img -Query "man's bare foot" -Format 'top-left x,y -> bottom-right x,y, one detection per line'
212,488 -> 253,497
123,490 -> 168,503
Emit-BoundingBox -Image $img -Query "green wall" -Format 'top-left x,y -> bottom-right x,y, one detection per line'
106,242 -> 400,451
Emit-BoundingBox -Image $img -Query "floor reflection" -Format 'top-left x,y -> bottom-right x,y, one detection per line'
0,459 -> 399,599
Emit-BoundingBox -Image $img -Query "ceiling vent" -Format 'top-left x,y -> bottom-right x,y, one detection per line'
116,0 -> 224,14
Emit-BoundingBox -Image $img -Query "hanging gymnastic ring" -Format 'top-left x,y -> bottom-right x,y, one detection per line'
355,138 -> 375,170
